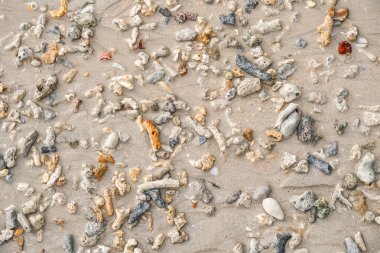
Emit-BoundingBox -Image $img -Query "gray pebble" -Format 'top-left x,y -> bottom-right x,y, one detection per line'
325,141 -> 338,157
253,185 -> 271,201
295,37 -> 307,48
277,64 -> 296,80
63,234 -> 74,253
345,236 -> 362,253
219,13 -> 236,25
43,108 -> 57,120
128,201 -> 151,224
5,208 -> 17,230
225,88 -> 237,100
67,25 -> 81,41
145,188 -> 166,208
83,207 -> 97,221
226,189 -> 241,204
148,69 -> 165,84
244,0 -> 258,13
73,13 -> 97,28
297,115 -> 321,145
85,221 -> 106,236
154,111 -> 173,125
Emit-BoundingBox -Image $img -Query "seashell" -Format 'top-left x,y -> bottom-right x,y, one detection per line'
262,197 -> 284,220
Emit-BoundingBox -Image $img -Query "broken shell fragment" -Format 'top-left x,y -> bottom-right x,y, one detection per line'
279,83 -> 301,102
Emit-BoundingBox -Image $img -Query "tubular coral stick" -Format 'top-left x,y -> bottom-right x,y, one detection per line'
143,119 -> 161,151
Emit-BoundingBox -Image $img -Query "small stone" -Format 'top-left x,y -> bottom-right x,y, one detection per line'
275,233 -> 292,253
254,56 -> 272,70
80,234 -> 100,247
344,236 -> 362,253
363,211 -> 375,224
277,64 -> 296,80
297,115 -> 321,145
244,0 -> 258,13
225,88 -> 237,100
342,173 -> 358,190
219,13 -> 236,25
148,69 -> 165,84
295,38 -> 307,48
314,198 -> 330,219
253,185 -> 271,201
289,191 -> 316,212
262,198 -> 284,220
159,7 -> 171,17
226,189 -> 241,204
63,234 -> 74,253
73,13 -> 97,27
67,25 -> 81,41
325,141 -> 338,157
356,152 -> 375,184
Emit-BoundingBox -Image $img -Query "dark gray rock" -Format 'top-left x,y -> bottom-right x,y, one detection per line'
307,154 -> 332,174
236,54 -> 272,81
219,13 -> 236,25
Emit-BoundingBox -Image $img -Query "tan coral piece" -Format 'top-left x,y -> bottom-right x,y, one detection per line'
49,0 -> 68,18
97,152 -> 115,164
128,167 -> 142,182
42,43 -> 59,64
103,187 -> 114,216
265,129 -> 283,142
94,163 -> 108,182
317,13 -> 334,46
143,119 -> 161,151
166,205 -> 175,225
329,7 -> 349,22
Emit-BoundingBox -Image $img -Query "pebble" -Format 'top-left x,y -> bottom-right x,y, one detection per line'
85,221 -> 106,236
295,37 -> 307,48
244,0 -> 258,13
325,141 -> 338,157
297,115 -> 321,145
293,160 -> 309,173
226,189 -> 242,204
356,152 -> 375,184
253,185 -> 271,201
236,192 -> 252,208
219,13 -> 236,25
289,191 -> 316,212
275,233 -> 292,253
159,8 -> 171,17
277,64 -> 296,80
128,201 -> 150,224
345,236 -> 362,253
63,234 -> 74,253
262,197 -> 284,220
73,13 -> 97,27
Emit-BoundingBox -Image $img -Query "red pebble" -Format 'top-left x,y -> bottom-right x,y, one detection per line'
338,41 -> 351,55
98,51 -> 112,61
